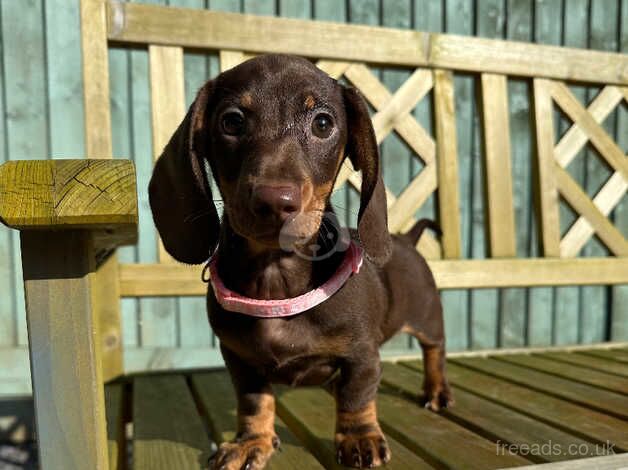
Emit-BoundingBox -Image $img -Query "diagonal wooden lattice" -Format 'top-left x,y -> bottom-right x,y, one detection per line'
534,78 -> 628,258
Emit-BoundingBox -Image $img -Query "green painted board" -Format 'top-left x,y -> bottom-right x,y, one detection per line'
380,362 -> 599,463
539,352 -> 628,378
105,383 -> 124,470
133,375 -> 212,470
495,353 -> 628,395
402,360 -> 628,450
191,371 -> 324,470
275,385 -> 433,469
452,357 -> 628,419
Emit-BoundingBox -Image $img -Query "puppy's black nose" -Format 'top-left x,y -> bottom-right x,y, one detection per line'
251,184 -> 301,220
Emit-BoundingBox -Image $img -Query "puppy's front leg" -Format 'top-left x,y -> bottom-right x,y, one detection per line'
209,346 -> 279,470
334,353 -> 391,468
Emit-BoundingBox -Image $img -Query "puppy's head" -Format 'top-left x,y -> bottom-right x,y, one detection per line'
149,54 -> 391,265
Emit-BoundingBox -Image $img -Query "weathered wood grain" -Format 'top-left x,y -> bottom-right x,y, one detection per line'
191,370 -> 324,470
105,383 -> 124,470
106,2 -> 628,84
21,230 -> 108,470
81,0 -> 112,158
133,375 -> 211,470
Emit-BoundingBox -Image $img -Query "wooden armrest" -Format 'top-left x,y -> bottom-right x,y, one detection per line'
0,159 -> 138,257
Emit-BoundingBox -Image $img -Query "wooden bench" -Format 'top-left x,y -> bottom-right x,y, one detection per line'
0,0 -> 626,468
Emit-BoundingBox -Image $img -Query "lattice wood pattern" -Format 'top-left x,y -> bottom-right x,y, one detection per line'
81,0 -> 628,292
534,79 -> 628,258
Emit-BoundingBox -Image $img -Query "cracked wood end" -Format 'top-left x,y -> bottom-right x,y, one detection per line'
0,159 -> 138,249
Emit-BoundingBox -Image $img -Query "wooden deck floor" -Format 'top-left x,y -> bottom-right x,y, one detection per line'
105,347 -> 628,469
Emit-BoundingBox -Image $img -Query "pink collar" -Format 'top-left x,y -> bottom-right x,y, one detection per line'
206,241 -> 363,318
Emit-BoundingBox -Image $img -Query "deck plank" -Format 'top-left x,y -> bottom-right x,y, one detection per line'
494,354 -> 628,395
191,371 -> 324,470
376,387 -> 531,468
579,349 -> 628,364
133,375 -> 211,470
401,360 -> 628,451
452,357 -> 628,419
380,362 -> 599,463
275,386 -> 433,469
538,352 -> 628,377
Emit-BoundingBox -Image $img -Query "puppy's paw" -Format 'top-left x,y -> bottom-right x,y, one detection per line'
208,433 -> 280,470
335,429 -> 391,468
422,379 -> 454,412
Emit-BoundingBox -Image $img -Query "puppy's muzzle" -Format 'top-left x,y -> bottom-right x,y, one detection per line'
251,184 -> 301,222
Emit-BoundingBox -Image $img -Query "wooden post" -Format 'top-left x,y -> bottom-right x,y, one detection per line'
21,230 -> 109,470
0,159 -> 137,470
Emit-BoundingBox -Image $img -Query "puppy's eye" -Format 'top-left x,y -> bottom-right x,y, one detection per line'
312,113 -> 334,138
221,110 -> 245,136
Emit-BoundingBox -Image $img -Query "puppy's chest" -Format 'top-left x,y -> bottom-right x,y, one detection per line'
211,310 -> 343,384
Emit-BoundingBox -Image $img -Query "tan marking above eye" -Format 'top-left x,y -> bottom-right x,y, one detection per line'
240,92 -> 253,107
304,95 -> 316,110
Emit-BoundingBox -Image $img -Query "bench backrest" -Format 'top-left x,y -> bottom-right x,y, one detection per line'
81,0 -> 627,296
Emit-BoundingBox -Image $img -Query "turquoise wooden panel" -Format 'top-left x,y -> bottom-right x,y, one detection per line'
0,0 -> 11,347
580,0 -> 617,344
470,0 -> 505,350
175,0 -> 213,348
555,0 -> 592,343
442,0 -> 473,351
527,0 -> 559,347
0,0 -> 626,389
1,0 -> 48,350
611,0 -> 628,341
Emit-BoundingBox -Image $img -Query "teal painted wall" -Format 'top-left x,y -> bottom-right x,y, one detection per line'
0,0 -> 626,392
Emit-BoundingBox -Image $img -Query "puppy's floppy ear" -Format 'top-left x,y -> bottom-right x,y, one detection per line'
343,87 -> 392,266
149,81 -> 219,264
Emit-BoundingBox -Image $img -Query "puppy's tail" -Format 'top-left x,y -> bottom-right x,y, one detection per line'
404,218 -> 442,245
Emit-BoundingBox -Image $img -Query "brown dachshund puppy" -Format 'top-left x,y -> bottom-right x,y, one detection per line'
149,54 -> 452,470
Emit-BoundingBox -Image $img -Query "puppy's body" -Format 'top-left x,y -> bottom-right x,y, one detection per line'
149,54 -> 452,469
210,231 -> 442,388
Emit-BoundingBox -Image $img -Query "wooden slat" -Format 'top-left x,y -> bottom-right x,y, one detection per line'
549,81 -> 628,179
376,387 -> 530,468
105,383 -> 124,470
511,453 -> 628,470
133,375 -> 211,470
118,256 -> 628,296
554,164 -> 628,256
434,69 -> 461,258
219,50 -> 246,72
81,0 -> 112,157
21,231 -> 109,470
93,253 -> 123,383
581,349 -> 628,364
401,360 -> 628,450
190,371 -> 324,470
371,68 -> 433,144
539,352 -> 628,378
533,78 -> 561,257
554,86 -> 624,168
494,354 -> 628,396
275,386 -> 433,469
105,3 -> 628,85
148,45 -> 185,264
387,164 -> 438,232
380,363 -> 599,463
315,60 -> 350,79
480,73 -> 516,257
452,357 -> 628,419
560,172 -> 627,257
